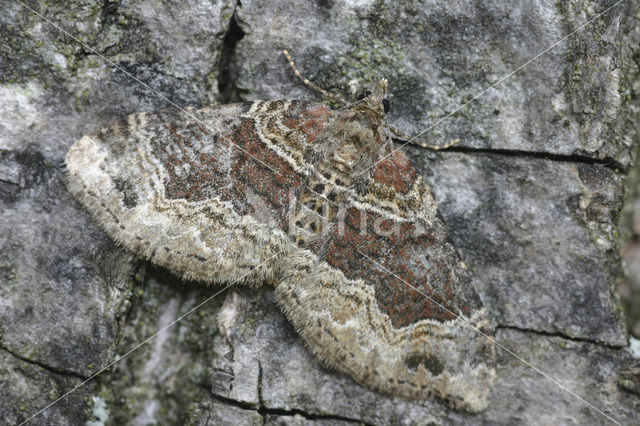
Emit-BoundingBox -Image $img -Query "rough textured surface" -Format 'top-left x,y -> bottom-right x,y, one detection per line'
416,151 -> 627,344
621,143 -> 640,337
1,0 -> 640,424
0,350 -> 93,425
235,0 -> 635,165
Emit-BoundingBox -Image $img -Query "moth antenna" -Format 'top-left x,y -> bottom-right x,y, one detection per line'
283,49 -> 348,106
389,126 -> 460,151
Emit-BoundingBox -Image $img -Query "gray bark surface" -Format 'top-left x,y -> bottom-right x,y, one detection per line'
1,0 -> 639,424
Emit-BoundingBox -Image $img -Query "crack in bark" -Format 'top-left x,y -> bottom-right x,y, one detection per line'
0,178 -> 19,186
113,263 -> 146,347
209,391 -> 371,425
99,0 -> 119,36
495,324 -> 627,349
257,361 -> 266,425
415,144 -> 628,172
217,0 -> 245,104
206,359 -> 372,425
0,343 -> 87,380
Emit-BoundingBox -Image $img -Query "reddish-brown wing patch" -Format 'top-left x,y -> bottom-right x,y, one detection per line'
372,150 -> 418,194
281,100 -> 333,144
150,107 -> 306,231
324,206 -> 480,328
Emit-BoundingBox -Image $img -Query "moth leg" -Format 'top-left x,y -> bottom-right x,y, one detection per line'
389,126 -> 460,150
283,50 -> 349,106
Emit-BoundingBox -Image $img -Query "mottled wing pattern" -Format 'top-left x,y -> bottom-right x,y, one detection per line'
276,151 -> 495,413
66,100 -> 330,285
67,82 -> 495,413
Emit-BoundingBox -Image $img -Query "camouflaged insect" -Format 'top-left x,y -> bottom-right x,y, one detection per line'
66,77 -> 495,412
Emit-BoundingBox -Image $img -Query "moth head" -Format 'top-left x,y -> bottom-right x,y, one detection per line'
354,78 -> 389,117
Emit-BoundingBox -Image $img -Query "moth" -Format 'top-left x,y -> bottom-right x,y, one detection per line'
65,55 -> 495,412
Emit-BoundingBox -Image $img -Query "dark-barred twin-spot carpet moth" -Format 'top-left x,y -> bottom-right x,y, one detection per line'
65,52 -> 495,413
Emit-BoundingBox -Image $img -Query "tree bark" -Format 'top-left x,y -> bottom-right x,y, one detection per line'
1,0 -> 639,424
